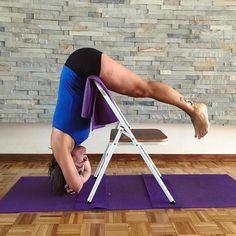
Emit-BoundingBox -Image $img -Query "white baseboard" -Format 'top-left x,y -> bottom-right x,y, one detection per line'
0,123 -> 235,154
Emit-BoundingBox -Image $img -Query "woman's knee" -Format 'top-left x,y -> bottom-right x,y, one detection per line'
129,80 -> 150,98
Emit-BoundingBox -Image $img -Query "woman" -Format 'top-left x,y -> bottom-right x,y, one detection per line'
49,48 -> 209,194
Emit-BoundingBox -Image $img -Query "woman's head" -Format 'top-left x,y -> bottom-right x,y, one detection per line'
48,146 -> 87,195
71,146 -> 88,172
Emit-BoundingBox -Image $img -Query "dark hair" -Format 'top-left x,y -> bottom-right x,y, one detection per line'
48,155 -> 66,195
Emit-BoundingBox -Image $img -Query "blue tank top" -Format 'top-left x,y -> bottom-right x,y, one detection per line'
52,65 -> 91,146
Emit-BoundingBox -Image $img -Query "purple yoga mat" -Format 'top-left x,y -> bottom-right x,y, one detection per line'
0,174 -> 236,213
0,176 -> 107,213
143,174 -> 236,208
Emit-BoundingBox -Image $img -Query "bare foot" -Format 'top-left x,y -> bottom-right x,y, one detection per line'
190,103 -> 209,139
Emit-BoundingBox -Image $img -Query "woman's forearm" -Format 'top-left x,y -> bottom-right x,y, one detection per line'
81,170 -> 91,183
81,160 -> 92,183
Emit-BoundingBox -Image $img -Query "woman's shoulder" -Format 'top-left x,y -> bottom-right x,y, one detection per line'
51,127 -> 75,153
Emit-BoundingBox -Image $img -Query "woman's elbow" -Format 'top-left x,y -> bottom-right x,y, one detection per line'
73,181 -> 83,193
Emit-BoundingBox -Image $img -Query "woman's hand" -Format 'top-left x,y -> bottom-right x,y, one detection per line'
64,184 -> 76,194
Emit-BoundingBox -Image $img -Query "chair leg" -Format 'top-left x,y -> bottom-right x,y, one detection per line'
93,144 -> 111,178
139,145 -> 163,178
87,143 -> 116,203
87,127 -> 124,203
137,143 -> 175,203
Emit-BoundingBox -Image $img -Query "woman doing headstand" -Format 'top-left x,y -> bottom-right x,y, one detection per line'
49,48 -> 209,195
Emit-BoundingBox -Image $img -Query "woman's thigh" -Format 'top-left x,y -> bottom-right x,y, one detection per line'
99,54 -> 149,97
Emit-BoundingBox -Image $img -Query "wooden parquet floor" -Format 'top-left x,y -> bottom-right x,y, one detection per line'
1,156 -> 236,236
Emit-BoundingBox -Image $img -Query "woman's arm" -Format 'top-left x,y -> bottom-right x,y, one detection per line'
51,128 -> 86,194
63,158 -> 91,194
54,148 -> 84,193
80,158 -> 91,183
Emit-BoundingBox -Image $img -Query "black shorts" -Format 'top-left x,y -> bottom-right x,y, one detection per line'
65,48 -> 103,80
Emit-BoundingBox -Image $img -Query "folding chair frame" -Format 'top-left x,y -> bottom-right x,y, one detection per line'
87,81 -> 175,204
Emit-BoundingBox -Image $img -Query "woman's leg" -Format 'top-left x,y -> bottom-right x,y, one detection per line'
99,54 -> 209,139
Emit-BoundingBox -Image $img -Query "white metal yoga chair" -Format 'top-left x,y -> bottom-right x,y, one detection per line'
87,81 -> 175,204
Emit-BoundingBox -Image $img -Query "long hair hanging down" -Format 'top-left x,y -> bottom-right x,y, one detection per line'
48,155 -> 66,195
